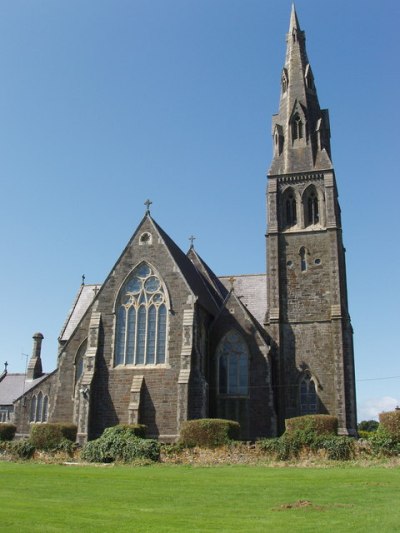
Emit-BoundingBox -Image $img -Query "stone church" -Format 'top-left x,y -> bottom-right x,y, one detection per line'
10,7 -> 357,442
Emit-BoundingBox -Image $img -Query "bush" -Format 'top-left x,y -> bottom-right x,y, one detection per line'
379,410 -> 400,441
358,420 -> 379,432
285,415 -> 338,436
81,425 -> 159,463
7,439 -> 36,459
112,424 -> 147,439
369,428 -> 400,457
30,423 -> 77,450
179,419 -> 240,448
0,423 -> 16,441
319,436 -> 354,460
358,430 -> 374,440
258,424 -> 354,462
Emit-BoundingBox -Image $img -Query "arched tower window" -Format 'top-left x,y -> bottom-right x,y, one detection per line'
300,247 -> 307,272
292,113 -> 303,140
217,330 -> 249,396
300,374 -> 318,415
115,262 -> 167,366
304,186 -> 319,226
283,188 -> 297,228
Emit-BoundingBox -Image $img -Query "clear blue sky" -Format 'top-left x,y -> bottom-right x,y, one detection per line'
0,0 -> 399,421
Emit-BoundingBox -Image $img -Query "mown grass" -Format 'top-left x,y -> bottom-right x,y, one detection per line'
0,463 -> 399,532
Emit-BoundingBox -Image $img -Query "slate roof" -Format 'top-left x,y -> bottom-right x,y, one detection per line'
0,373 -> 48,405
219,274 -> 267,326
59,284 -> 101,342
150,217 -> 221,315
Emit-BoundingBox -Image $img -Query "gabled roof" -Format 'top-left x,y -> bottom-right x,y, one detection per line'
0,373 -> 48,405
59,284 -> 101,342
219,274 -> 267,326
187,247 -> 228,302
149,217 -> 220,315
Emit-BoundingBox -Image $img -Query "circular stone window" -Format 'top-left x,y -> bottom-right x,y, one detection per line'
286,260 -> 293,268
314,258 -> 321,265
139,232 -> 152,245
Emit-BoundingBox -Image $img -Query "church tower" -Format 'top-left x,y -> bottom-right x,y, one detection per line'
266,6 -> 357,435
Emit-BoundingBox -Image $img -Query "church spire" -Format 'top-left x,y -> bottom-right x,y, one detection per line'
269,6 -> 332,175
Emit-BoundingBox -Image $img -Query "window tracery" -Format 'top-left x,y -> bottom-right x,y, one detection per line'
115,263 -> 167,366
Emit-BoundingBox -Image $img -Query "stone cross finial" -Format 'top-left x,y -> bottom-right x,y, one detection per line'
229,276 -> 236,291
189,235 -> 196,248
4,361 -> 8,372
81,274 -> 85,286
144,199 -> 152,214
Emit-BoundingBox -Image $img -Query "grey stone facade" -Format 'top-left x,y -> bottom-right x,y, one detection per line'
11,6 -> 357,441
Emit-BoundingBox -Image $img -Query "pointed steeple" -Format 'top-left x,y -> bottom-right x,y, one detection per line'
269,6 -> 332,175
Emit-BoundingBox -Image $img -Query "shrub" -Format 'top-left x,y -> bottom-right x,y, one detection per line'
358,420 -> 379,432
358,430 -> 374,440
369,428 -> 400,457
7,439 -> 36,459
30,423 -> 77,450
179,419 -> 240,448
113,424 -> 147,438
379,410 -> 400,441
258,432 -> 354,461
285,415 -> 338,436
319,436 -> 354,460
0,423 -> 17,441
81,425 -> 159,463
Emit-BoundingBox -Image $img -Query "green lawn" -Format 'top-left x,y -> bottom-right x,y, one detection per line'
0,463 -> 399,532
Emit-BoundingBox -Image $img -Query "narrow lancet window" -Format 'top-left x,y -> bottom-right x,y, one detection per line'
300,375 -> 317,415
300,247 -> 307,272
292,113 -> 303,140
217,330 -> 249,396
304,187 -> 319,226
285,190 -> 297,227
115,263 -> 167,366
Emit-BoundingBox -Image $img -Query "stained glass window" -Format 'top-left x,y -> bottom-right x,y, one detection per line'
217,330 -> 249,396
115,263 -> 167,365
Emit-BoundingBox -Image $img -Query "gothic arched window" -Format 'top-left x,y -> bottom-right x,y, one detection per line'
300,374 -> 318,415
115,263 -> 167,366
30,395 -> 37,422
300,247 -> 307,272
292,113 -> 303,140
42,395 -> 49,422
217,330 -> 249,396
36,392 -> 43,422
303,185 -> 320,226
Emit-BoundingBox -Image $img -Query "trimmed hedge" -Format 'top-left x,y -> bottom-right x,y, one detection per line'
30,423 -> 77,450
81,425 -> 159,463
0,423 -> 17,441
179,419 -> 240,448
113,424 -> 147,438
379,410 -> 400,441
285,415 -> 338,436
